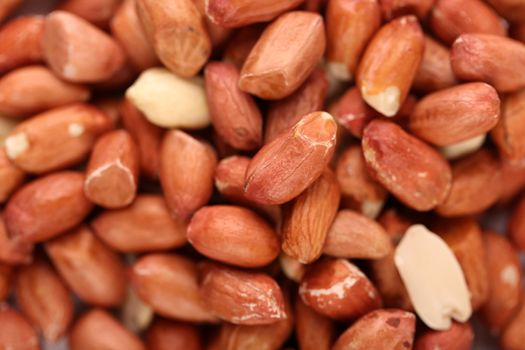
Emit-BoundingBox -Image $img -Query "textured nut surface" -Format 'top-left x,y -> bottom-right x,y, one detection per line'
130,254 -> 216,323
357,15 -> 424,116
239,11 -> 326,100
160,130 -> 218,221
210,296 -> 293,350
299,258 -> 382,320
451,34 -> 525,93
265,68 -> 328,144
408,83 -> 500,146
244,111 -> 337,205
91,194 -> 186,252
362,119 -> 452,211
413,36 -> 458,93
332,309 -> 416,350
394,225 -> 472,331
200,262 -> 287,325
84,129 -> 140,209
430,0 -> 506,44
204,61 -> 263,150
335,145 -> 387,218
325,0 -> 381,81
45,225 -> 127,307
5,171 -> 93,243
282,169 -> 340,264
0,65 -> 90,118
188,205 -> 280,267
4,103 -> 112,174
136,0 -> 210,77
126,67 -> 210,129
42,11 -> 125,83
323,209 -> 391,259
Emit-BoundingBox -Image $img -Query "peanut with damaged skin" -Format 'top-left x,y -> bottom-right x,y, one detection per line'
4,103 -> 112,174
299,258 -> 382,320
1,1 -> 525,348
200,262 -> 287,325
335,145 -> 388,218
332,309 -> 416,350
357,15 -> 424,117
362,119 -> 452,211
239,11 -> 326,100
265,68 -> 328,143
244,111 -> 337,205
325,0 -> 381,81
84,129 -> 140,209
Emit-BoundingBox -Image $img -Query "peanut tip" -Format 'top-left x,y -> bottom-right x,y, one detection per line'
362,85 -> 401,117
5,132 -> 29,159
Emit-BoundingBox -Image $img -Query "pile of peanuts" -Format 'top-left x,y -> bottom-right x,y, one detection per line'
1,0 -> 525,349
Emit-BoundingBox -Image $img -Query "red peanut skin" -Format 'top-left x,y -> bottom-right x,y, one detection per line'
245,111 -> 337,205
160,130 -> 218,221
187,205 -> 280,268
204,61 -> 263,151
5,172 -> 93,243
